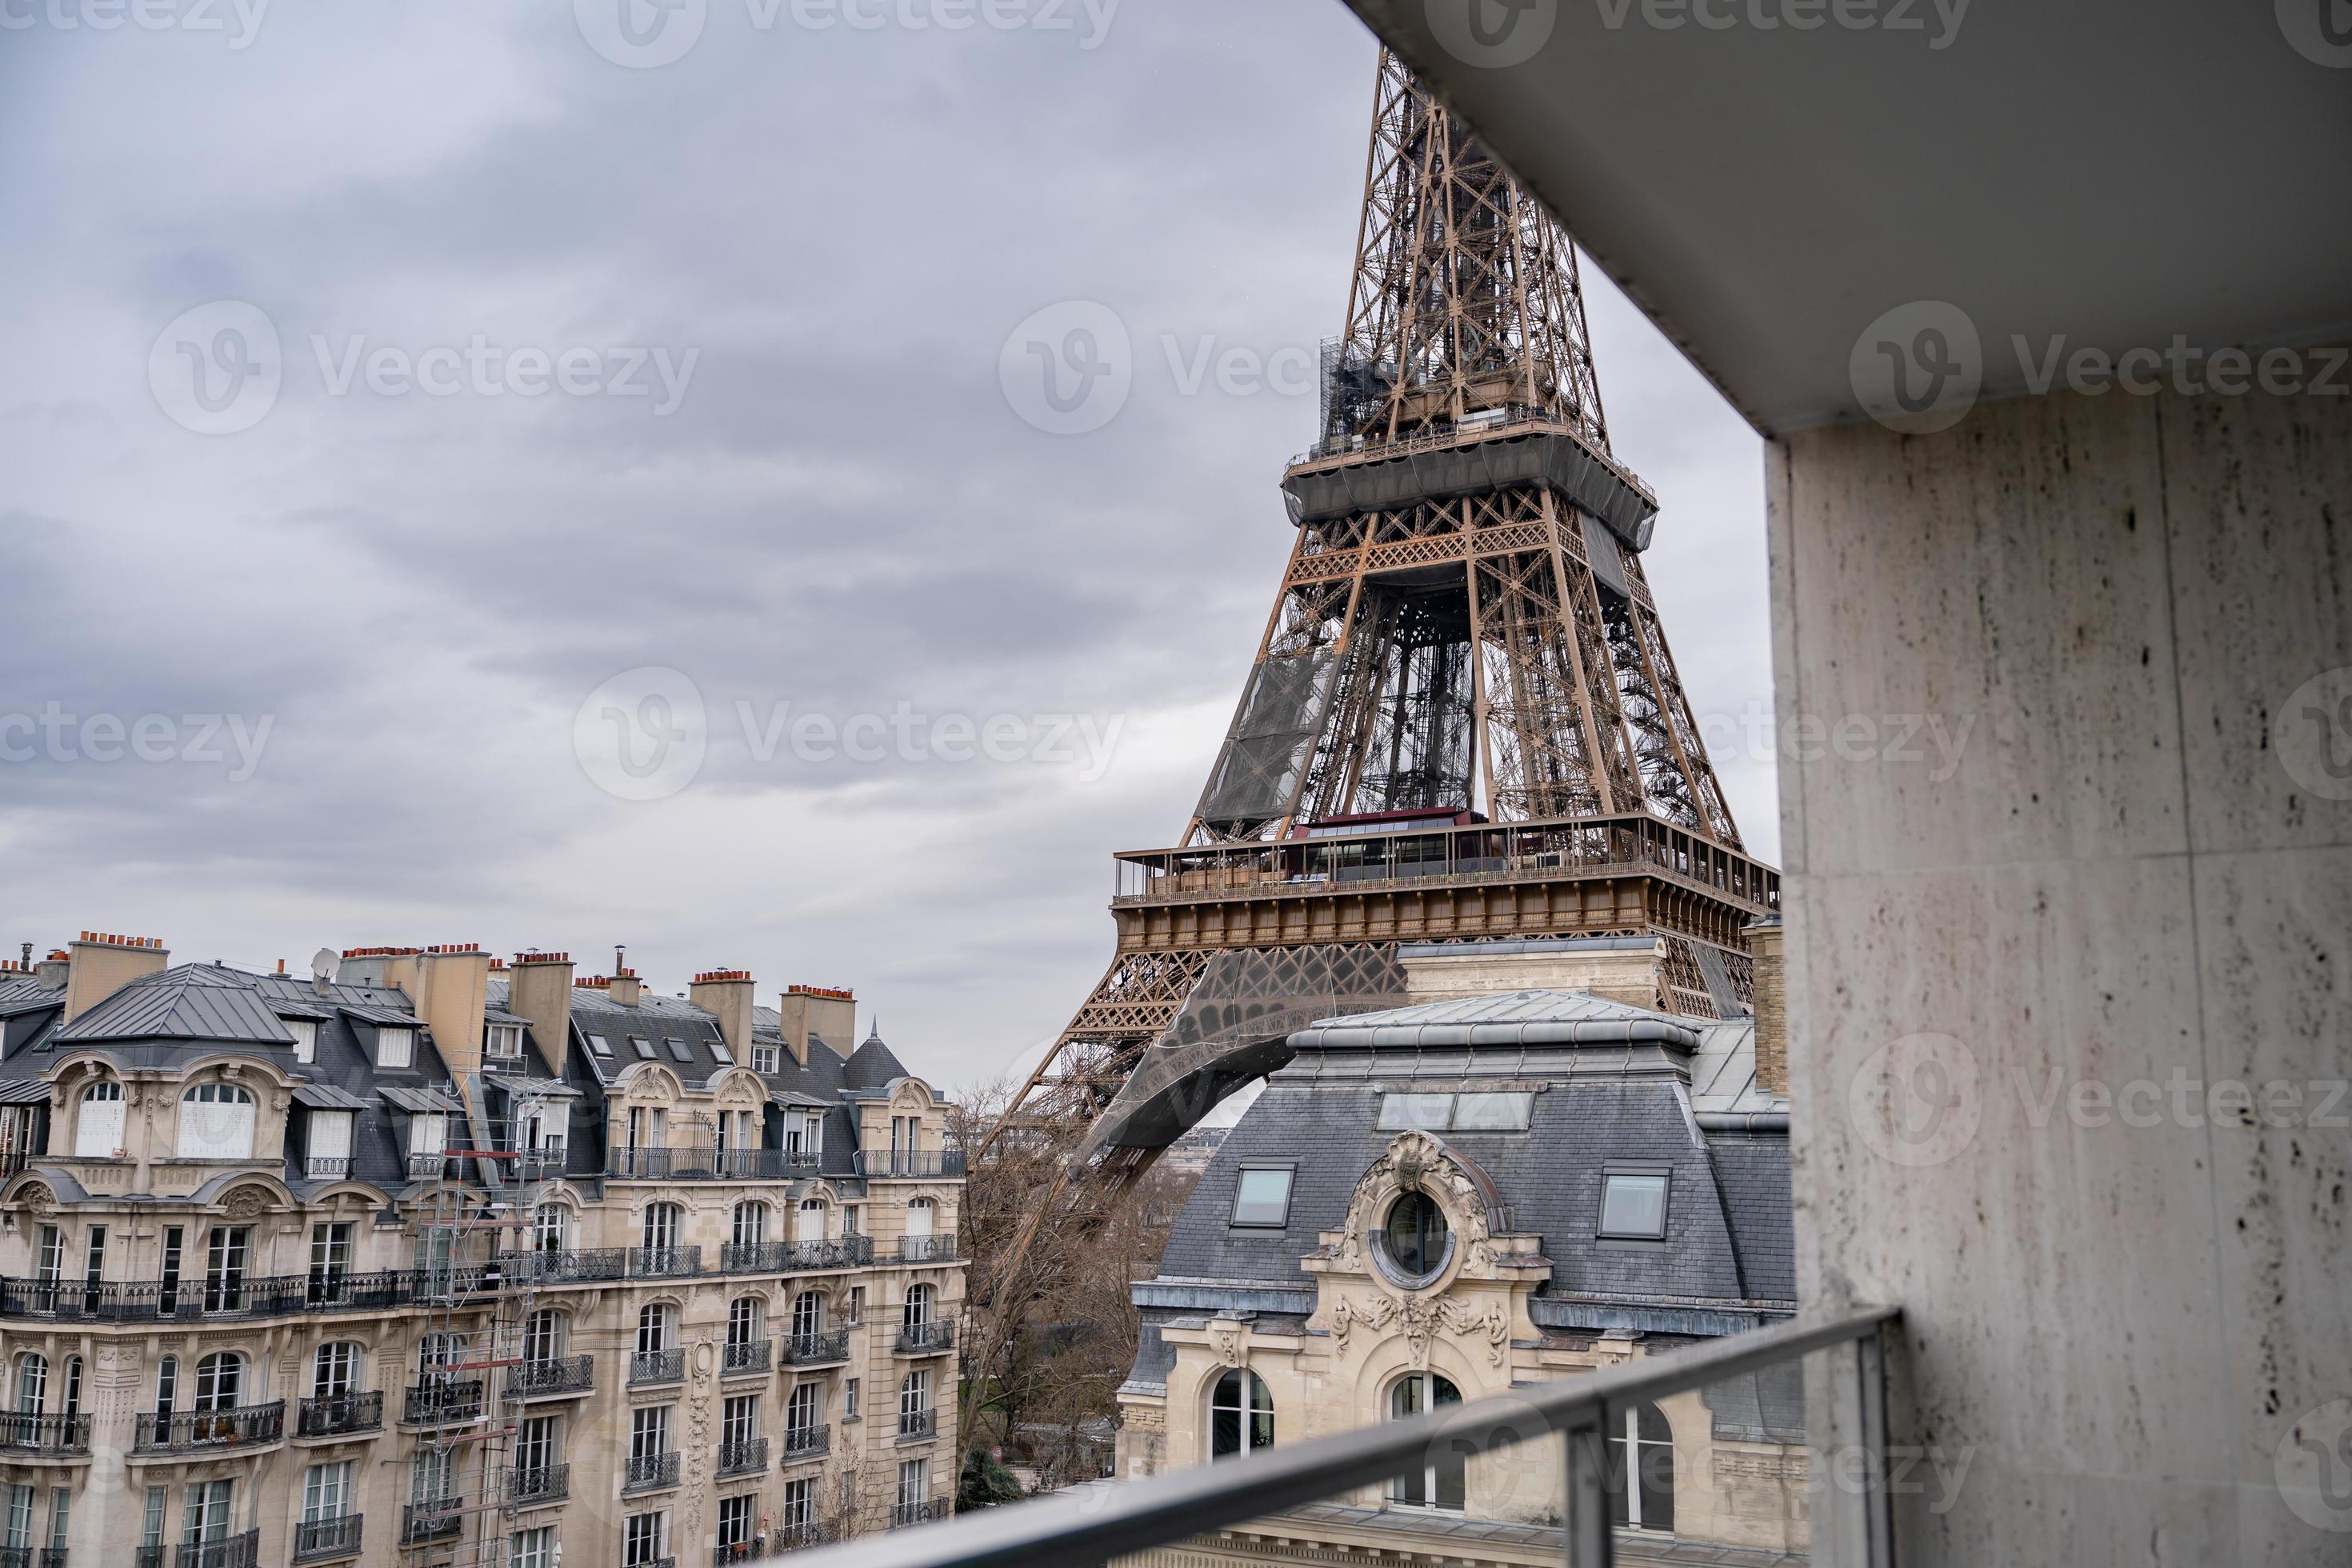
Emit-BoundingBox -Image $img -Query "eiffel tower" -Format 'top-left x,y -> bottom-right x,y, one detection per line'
977,52 -> 1778,1277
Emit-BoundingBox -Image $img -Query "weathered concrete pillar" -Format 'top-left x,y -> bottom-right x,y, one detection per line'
1772,374 -> 2351,1566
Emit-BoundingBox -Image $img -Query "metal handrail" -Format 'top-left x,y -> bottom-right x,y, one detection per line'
172,1532 -> 258,1568
624,1451 -> 682,1492
896,1236 -> 958,1265
780,1330 -> 850,1366
291,1514 -> 362,1562
854,1151 -> 967,1178
790,1307 -> 1900,1568
894,1322 -> 954,1355
723,1338 -> 774,1374
630,1347 -> 686,1386
718,1435 -> 770,1476
296,1390 -> 382,1437
0,1410 -> 90,1453
508,1354 -> 594,1398
783,1422 -> 831,1459
510,1462 -> 570,1505
134,1400 -> 285,1452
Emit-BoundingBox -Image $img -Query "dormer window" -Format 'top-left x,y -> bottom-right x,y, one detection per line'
74,1081 -> 126,1158
486,1024 -> 524,1060
1598,1170 -> 1670,1242
283,1019 -> 318,1065
710,1037 -> 734,1066
178,1083 -> 256,1161
306,1110 -> 354,1180
664,1038 -> 691,1065
630,1038 -> 654,1061
377,1027 -> 414,1070
753,1044 -> 780,1074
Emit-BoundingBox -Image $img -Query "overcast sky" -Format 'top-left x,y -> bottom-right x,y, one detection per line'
0,0 -> 1772,1091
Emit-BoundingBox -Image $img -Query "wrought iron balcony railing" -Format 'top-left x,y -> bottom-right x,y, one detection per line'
296,1390 -> 382,1438
628,1246 -> 704,1279
801,1307 -> 1902,1568
402,1378 -> 485,1426
509,1463 -> 570,1506
782,1422 -> 830,1460
716,1435 -> 769,1477
623,1451 -> 682,1492
0,1548 -> 70,1568
854,1150 -> 966,1178
172,1532 -> 258,1568
722,1337 -> 773,1375
134,1400 -> 284,1452
503,1246 -> 629,1283
136,1549 -> 166,1568
399,1501 -> 462,1545
608,1146 -> 816,1181
895,1321 -> 955,1355
290,1514 -> 362,1562
1,1270 -> 410,1323
895,1408 -> 937,1442
508,1354 -> 594,1398
779,1330 -> 850,1366
896,1234 -> 958,1265
770,1522 -> 834,1553
630,1347 -> 686,1386
0,1410 -> 90,1454
888,1498 -> 950,1529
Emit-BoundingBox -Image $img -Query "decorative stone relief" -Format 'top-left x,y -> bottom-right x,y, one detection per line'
1206,1318 -> 1246,1369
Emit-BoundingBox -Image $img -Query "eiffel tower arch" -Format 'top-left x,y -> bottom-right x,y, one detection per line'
978,52 -> 1779,1269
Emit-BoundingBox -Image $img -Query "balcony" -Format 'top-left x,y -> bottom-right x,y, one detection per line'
887,1498 -> 950,1530
134,1401 -> 284,1453
896,1234 -> 958,1265
0,1550 -> 70,1568
504,1246 -> 628,1284
789,1238 -> 874,1272
0,1411 -> 91,1456
855,1150 -> 966,1178
401,1378 -> 485,1426
302,1155 -> 350,1181
630,1347 -> 686,1386
136,1550 -> 164,1568
717,1435 -> 769,1477
398,1501 -> 462,1546
406,1152 -> 448,1181
722,1337 -> 773,1376
0,1270 -> 410,1324
296,1390 -> 382,1438
627,1246 -> 704,1280
172,1533 -> 258,1568
290,1515 -> 362,1562
782,1422 -> 830,1461
713,1522 -> 832,1566
623,1451 -> 682,1493
779,1330 -> 850,1367
895,1408 -> 937,1443
895,1322 -> 955,1357
508,1354 -> 594,1399
509,1463 -> 570,1506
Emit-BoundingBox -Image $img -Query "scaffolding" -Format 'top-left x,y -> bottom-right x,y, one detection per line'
401,1070 -> 566,1568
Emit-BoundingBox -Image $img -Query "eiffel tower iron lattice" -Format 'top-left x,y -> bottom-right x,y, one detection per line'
974,53 -> 1778,1290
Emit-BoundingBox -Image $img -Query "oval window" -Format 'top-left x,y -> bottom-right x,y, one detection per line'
1383,1190 -> 1450,1278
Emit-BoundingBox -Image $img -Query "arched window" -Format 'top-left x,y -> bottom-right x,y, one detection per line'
532,1206 -> 570,1255
193,1352 -> 242,1412
74,1081 -> 126,1158
416,1334 -> 462,1374
177,1083 -> 256,1160
13,1353 -> 47,1415
311,1343 -> 361,1398
794,1198 -> 825,1244
727,1297 -> 764,1349
1608,1402 -> 1675,1534
1210,1369 -> 1274,1460
636,1303 -> 674,1354
642,1202 -> 682,1252
523,1310 -> 564,1364
1387,1373 -> 1463,1508
732,1201 -> 768,1248
904,1197 -> 935,1237
1382,1191 -> 1450,1280
902,1283 -> 934,1329
790,1290 -> 823,1341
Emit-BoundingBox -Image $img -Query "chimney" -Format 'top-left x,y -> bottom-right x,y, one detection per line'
63,933 -> 171,1022
775,985 -> 855,1068
1744,915 -> 1787,1099
690,970 -> 757,1062
34,950 -> 70,991
506,952 -> 577,1078
408,944 -> 494,1080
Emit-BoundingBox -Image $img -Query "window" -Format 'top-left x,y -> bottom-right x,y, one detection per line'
899,1369 -> 931,1421
622,1511 -> 667,1568
486,1023 -> 524,1059
58,1357 -> 80,1418
790,1291 -> 823,1339
1388,1373 -> 1465,1509
1382,1191 -> 1450,1279
177,1083 -> 256,1159
722,1393 -> 758,1446
510,1524 -> 555,1568
731,1201 -> 768,1247
302,1460 -> 353,1524
710,1035 -> 734,1066
412,1447 -> 455,1508
7,1488 -> 35,1554
376,1027 -> 414,1069
1599,1170 -> 1671,1241
203,1227 -> 250,1312
846,1285 -> 866,1325
1210,1369 -> 1274,1460
1377,1092 -> 1456,1131
310,1222 -> 354,1298
417,1334 -> 463,1373
636,1304 -> 674,1354
727,1297 -> 763,1348
311,1343 -> 360,1398
533,1206 -> 569,1254
45,1489 -> 67,1554
904,1282 -> 935,1328
13,1354 -> 46,1416
1608,1402 -> 1676,1533
718,1494 -> 755,1553
795,1198 -> 825,1243
79,1227 -> 105,1313
33,1226 -> 59,1285
898,1457 -> 929,1510
844,1378 -> 859,1418
142,1486 -> 166,1551
642,1202 -> 681,1251
1230,1166 -> 1294,1226
159,1226 -> 184,1314
74,1080 -> 126,1157
1453,1092 -> 1535,1130
781,1476 -> 814,1530
630,1037 -> 654,1060
517,1414 -> 559,1473
180,1479 -> 234,1545
664,1038 -> 690,1064
193,1352 -> 242,1411
410,1111 -> 449,1163
787,1381 -> 820,1434
154,1357 -> 178,1419
588,1034 -> 613,1059
630,1405 -> 671,1459
283,1018 -> 318,1063
753,1043 -> 780,1074
306,1111 -> 354,1178
523,1309 -> 563,1364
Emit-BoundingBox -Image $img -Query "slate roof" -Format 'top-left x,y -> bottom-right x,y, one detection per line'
842,1028 -> 908,1091
1145,989 -> 1794,1330
54,968 -> 299,1046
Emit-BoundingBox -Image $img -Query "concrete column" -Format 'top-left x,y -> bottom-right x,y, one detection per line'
1773,373 -> 2351,1566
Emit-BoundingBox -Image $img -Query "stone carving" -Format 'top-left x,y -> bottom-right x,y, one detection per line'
222,1184 -> 272,1220
1329,1289 -> 1510,1369
19,1182 -> 55,1218
1206,1319 -> 1246,1369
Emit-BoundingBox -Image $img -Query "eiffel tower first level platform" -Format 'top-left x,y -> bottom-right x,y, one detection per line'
982,52 -> 1780,1202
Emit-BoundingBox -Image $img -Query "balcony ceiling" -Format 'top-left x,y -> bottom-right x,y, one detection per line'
1347,0 -> 2352,434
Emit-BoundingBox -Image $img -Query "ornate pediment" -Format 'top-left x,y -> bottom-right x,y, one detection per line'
1306,1129 -> 1546,1289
